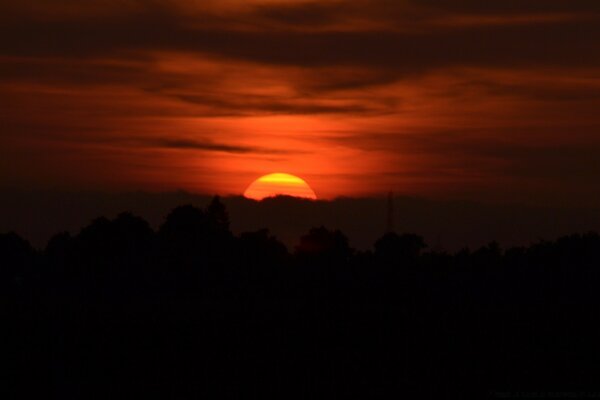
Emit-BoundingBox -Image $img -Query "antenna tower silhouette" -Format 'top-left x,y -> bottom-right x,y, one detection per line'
386,191 -> 395,233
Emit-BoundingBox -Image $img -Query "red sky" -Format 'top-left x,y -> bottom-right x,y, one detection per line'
2,0 -> 600,205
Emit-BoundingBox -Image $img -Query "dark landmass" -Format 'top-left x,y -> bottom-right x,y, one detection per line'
3,197 -> 600,398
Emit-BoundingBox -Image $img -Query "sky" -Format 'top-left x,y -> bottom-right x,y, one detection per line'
2,0 -> 600,206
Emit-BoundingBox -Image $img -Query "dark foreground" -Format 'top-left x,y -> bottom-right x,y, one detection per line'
3,198 -> 600,398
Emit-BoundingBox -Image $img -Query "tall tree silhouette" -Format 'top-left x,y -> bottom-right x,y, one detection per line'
206,195 -> 230,232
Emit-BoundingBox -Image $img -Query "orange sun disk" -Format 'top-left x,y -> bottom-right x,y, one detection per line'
243,173 -> 317,200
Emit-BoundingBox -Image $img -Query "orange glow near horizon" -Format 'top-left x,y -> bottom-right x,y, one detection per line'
3,1 -> 600,206
243,173 -> 317,200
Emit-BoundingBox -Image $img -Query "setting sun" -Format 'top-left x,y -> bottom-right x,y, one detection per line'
243,173 -> 317,200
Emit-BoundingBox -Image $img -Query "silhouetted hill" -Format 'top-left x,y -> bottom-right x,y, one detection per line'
1,189 -> 600,251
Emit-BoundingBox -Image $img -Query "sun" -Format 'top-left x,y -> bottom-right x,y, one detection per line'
244,173 -> 317,200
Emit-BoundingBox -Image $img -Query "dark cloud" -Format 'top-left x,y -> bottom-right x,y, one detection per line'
415,0 -> 600,14
473,82 -> 600,102
251,1 -> 343,27
150,138 -> 297,155
319,126 -> 600,195
0,57 -> 149,86
1,0 -> 599,106
185,23 -> 600,70
1,1 -> 599,73
172,93 -> 380,116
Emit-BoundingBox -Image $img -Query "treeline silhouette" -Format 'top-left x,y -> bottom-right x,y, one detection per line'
3,197 -> 600,398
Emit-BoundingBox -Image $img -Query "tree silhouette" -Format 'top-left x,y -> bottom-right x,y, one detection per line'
238,229 -> 288,267
374,232 -> 426,264
206,195 -> 230,232
2,200 -> 600,398
295,226 -> 353,263
0,232 -> 34,284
